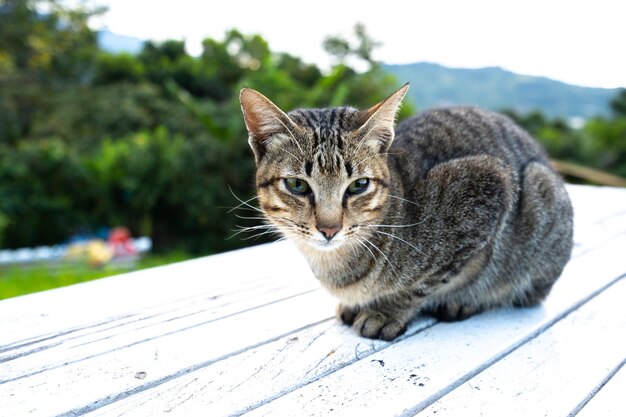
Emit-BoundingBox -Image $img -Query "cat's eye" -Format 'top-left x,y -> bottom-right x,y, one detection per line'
284,178 -> 310,195
347,178 -> 370,195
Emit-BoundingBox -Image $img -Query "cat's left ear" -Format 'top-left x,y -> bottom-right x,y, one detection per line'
357,83 -> 409,150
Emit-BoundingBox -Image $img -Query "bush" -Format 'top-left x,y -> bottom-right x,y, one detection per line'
86,127 -> 256,253
0,210 -> 8,246
0,138 -> 92,247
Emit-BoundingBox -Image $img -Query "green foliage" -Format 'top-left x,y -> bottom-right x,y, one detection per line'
0,138 -> 92,247
85,127 -> 255,252
324,23 -> 381,67
94,52 -> 145,84
3,0 -> 621,260
0,81 -> 42,144
0,210 -> 8,246
581,117 -> 626,177
29,82 -> 204,148
0,0 -> 101,83
610,89 -> 626,117
504,108 -> 626,181
502,110 -> 575,157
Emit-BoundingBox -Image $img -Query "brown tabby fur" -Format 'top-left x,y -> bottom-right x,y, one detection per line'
240,84 -> 573,341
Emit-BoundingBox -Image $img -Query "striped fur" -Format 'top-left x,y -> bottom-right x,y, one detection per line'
240,86 -> 573,340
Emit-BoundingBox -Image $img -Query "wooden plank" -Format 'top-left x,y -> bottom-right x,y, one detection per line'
86,317 -> 437,417
418,278 -> 626,417
573,205 -> 626,257
567,185 -> 626,257
0,289 -> 336,417
67,224 -> 626,417
238,233 -> 626,417
566,185 -> 626,228
0,266 -> 316,359
0,241 -> 312,346
575,362 -> 626,417
0,277 -> 318,376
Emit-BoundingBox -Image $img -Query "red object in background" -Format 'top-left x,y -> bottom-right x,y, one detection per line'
108,227 -> 137,257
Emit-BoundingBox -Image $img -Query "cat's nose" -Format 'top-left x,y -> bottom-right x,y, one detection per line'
317,224 -> 341,241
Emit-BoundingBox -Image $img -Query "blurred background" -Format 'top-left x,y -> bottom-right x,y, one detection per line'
1,0 -> 625,298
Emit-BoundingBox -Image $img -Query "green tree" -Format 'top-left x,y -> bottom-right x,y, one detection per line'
0,210 -> 8,246
94,52 -> 145,84
502,109 -> 578,159
0,0 -> 101,83
30,83 -> 204,149
0,0 -> 102,144
323,22 -> 382,68
581,117 -> 626,177
0,138 -> 93,246
503,89 -> 626,184
610,89 -> 626,117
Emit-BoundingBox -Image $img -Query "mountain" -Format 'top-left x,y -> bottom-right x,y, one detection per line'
97,30 -> 144,55
385,62 -> 619,119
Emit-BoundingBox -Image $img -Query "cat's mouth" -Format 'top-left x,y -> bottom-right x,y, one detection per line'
310,236 -> 344,251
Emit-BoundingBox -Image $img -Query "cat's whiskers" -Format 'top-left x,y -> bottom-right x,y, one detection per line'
232,224 -> 273,231
228,187 -> 264,214
235,214 -> 268,221
272,217 -> 312,241
274,215 -> 299,226
349,236 -> 377,263
352,233 -> 399,276
240,229 -> 282,241
386,194 -> 420,207
228,189 -> 306,241
370,229 -> 426,256
365,221 -> 424,229
228,224 -> 276,240
238,220 -> 301,241
230,206 -> 265,213
230,214 -> 299,241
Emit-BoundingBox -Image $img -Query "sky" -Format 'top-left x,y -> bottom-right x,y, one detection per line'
89,0 -> 625,89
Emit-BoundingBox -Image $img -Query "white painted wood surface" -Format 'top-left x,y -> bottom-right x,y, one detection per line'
576,361 -> 626,417
1,184 -> 625,417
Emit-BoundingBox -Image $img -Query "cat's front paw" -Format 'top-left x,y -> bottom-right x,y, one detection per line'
352,310 -> 407,341
336,303 -> 409,340
336,303 -> 360,325
428,302 -> 482,322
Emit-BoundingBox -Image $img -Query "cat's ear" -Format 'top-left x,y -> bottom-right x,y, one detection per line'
357,83 -> 409,150
240,88 -> 299,161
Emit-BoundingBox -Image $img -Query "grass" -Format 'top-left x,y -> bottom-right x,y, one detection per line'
0,251 -> 193,300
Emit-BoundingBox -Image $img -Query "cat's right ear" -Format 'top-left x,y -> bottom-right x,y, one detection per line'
239,88 -> 298,162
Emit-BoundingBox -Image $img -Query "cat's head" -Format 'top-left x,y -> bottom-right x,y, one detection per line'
240,85 -> 408,253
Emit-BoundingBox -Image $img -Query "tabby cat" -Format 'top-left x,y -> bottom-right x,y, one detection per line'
239,84 -> 573,341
